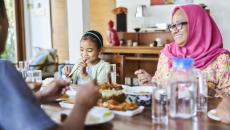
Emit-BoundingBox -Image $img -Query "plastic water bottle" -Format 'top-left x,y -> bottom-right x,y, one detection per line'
169,58 -> 197,119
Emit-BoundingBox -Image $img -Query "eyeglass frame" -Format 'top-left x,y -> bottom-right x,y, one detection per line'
168,21 -> 188,32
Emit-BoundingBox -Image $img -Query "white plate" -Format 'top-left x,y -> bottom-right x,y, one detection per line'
62,107 -> 114,125
44,106 -> 114,125
66,90 -> 77,97
122,85 -> 155,95
59,101 -> 74,109
113,106 -> 145,117
85,107 -> 114,125
207,109 -> 220,121
59,101 -> 144,117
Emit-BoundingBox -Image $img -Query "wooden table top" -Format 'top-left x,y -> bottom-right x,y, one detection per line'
43,98 -> 230,130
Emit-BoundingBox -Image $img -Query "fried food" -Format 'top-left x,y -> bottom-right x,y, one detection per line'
97,83 -> 138,111
98,99 -> 137,111
98,83 -> 122,90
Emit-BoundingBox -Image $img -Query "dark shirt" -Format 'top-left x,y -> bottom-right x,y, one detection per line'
0,60 -> 56,130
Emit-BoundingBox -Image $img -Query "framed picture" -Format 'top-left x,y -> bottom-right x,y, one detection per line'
151,0 -> 193,5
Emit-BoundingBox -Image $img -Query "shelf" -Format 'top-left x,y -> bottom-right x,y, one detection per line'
102,46 -> 163,55
126,57 -> 159,61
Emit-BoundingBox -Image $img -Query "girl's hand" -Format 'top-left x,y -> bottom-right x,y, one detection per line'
77,59 -> 88,77
62,66 -> 72,76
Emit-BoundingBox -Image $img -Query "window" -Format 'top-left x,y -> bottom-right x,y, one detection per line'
1,0 -> 17,62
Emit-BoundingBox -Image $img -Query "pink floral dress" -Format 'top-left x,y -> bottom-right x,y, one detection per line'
152,53 -> 230,97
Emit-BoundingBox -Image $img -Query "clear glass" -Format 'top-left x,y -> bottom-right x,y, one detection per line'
169,68 -> 197,119
110,64 -> 117,84
125,77 -> 132,85
132,77 -> 139,86
18,61 -> 30,79
195,69 -> 207,113
26,70 -> 42,83
152,87 -> 168,124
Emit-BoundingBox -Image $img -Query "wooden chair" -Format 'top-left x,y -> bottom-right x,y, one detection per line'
101,54 -> 125,84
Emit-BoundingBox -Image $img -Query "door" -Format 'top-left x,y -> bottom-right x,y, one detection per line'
50,0 -> 69,63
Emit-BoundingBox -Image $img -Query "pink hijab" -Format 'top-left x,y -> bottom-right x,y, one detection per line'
162,4 -> 230,69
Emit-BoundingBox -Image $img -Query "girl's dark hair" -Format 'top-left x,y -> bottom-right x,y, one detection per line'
81,30 -> 103,49
0,0 -> 7,55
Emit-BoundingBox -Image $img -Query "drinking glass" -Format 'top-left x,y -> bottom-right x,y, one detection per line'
26,70 -> 42,91
152,86 -> 168,125
26,70 -> 42,83
105,64 -> 117,84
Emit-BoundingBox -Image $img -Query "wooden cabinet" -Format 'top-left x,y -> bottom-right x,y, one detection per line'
102,46 -> 162,80
122,31 -> 173,46
102,31 -> 173,81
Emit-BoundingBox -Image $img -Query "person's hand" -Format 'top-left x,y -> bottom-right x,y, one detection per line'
75,80 -> 100,111
77,59 -> 88,77
36,79 -> 70,103
216,96 -> 230,124
62,66 -> 72,76
134,69 -> 152,85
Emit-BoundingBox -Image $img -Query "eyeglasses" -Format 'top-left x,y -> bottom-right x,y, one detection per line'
168,22 -> 188,32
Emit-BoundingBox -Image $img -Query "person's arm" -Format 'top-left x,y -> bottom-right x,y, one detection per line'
151,53 -> 170,82
0,61 -> 57,130
215,54 -> 230,97
50,81 -> 100,130
35,79 -> 70,104
216,96 -> 230,124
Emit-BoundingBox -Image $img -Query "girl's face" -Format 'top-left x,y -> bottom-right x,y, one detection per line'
80,39 -> 100,65
170,9 -> 188,47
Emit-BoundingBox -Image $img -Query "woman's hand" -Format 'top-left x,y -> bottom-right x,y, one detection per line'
134,69 -> 152,85
36,79 -> 70,104
216,96 -> 230,124
62,66 -> 72,76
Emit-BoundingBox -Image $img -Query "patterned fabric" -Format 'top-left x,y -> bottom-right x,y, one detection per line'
30,48 -> 58,78
152,53 -> 230,97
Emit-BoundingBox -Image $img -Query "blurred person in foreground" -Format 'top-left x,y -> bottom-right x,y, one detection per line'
0,1 -> 100,130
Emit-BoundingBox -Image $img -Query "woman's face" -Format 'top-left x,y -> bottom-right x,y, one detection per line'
170,9 -> 188,47
80,39 -> 100,64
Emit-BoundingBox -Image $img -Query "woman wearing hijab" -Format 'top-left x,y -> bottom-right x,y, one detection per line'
135,4 -> 230,97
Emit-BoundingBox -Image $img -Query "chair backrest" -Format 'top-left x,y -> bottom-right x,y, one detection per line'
101,54 -> 125,84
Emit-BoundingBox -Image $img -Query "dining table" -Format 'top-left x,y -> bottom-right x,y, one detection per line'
42,98 -> 230,130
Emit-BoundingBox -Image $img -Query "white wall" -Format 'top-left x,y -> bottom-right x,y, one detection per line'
117,0 -> 230,50
67,0 -> 90,63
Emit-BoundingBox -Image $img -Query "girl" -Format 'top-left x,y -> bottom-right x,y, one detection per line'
62,30 -> 110,85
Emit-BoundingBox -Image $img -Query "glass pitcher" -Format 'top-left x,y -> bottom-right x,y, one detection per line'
169,58 -> 198,119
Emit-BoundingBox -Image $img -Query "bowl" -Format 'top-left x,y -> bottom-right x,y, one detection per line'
123,85 -> 155,106
134,28 -> 141,32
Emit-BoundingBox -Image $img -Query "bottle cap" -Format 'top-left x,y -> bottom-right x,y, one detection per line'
173,58 -> 193,69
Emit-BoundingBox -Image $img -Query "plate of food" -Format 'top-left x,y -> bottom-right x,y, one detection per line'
122,85 -> 155,96
97,99 -> 144,117
207,109 -> 220,121
59,100 -> 75,109
85,107 -> 114,125
46,106 -> 114,125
